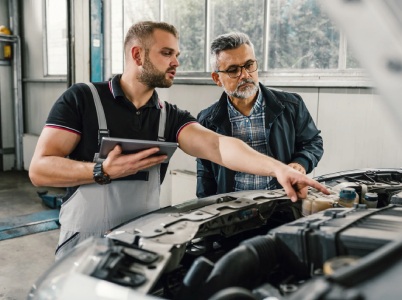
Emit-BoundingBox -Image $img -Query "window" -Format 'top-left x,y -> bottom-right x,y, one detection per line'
268,0 -> 339,69
42,0 -> 364,83
209,0 -> 264,70
44,0 -> 67,76
164,0 -> 206,71
111,0 -> 123,75
110,0 -> 364,85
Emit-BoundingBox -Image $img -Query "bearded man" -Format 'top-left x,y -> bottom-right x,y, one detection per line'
196,32 -> 324,200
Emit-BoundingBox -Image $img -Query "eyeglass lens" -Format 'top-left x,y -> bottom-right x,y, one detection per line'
227,61 -> 258,78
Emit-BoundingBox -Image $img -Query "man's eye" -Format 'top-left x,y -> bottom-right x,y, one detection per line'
162,52 -> 172,56
226,67 -> 238,73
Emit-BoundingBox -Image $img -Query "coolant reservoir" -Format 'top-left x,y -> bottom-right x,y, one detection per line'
302,188 -> 338,216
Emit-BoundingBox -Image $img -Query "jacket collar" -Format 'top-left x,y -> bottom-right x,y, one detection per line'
261,83 -> 286,126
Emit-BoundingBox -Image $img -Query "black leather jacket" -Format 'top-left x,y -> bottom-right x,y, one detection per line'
196,83 -> 324,198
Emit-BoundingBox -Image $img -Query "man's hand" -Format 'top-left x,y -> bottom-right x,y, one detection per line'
102,145 -> 167,179
275,164 -> 329,202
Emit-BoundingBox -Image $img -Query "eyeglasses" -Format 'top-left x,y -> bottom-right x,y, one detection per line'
215,60 -> 258,78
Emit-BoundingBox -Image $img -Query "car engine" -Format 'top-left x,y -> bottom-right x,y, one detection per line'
28,168 -> 402,299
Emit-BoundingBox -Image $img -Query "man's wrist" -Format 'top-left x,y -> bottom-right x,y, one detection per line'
289,162 -> 306,175
93,162 -> 111,185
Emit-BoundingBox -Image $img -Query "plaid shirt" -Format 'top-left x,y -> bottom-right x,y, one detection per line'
227,90 -> 272,191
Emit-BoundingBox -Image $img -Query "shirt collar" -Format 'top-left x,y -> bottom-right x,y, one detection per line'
109,74 -> 161,109
227,97 -> 238,118
253,87 -> 264,113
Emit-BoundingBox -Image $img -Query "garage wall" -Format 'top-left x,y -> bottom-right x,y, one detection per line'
316,88 -> 402,176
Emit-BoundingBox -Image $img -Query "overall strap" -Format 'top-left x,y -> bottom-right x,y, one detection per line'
87,84 -> 167,162
158,101 -> 167,142
85,82 -> 109,145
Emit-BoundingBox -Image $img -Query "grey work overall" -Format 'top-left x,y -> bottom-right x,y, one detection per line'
55,83 -> 167,260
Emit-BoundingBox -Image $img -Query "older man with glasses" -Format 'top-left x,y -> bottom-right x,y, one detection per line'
196,32 -> 324,214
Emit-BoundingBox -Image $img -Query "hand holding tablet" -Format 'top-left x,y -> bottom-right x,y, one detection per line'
99,137 -> 178,162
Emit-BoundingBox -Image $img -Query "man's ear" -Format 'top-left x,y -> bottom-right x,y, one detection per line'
211,72 -> 222,87
131,46 -> 143,66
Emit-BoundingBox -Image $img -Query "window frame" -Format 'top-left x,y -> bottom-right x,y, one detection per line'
42,0 -> 68,78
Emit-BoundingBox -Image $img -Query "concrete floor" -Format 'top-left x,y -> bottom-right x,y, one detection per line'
0,170 -> 64,300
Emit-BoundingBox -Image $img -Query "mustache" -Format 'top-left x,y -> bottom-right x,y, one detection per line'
236,78 -> 257,88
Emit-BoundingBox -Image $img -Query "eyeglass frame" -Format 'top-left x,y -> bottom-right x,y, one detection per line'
214,60 -> 258,78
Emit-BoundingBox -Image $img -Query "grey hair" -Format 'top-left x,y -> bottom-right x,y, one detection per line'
210,32 -> 255,71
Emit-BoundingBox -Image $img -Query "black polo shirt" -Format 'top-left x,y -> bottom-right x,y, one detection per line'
46,75 -> 197,182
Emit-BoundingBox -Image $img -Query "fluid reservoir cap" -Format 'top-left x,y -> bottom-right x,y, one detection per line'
364,192 -> 378,202
339,188 -> 356,200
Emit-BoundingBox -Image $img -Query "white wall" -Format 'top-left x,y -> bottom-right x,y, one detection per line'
316,88 -> 402,175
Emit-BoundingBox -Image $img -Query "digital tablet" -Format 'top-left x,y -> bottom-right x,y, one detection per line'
99,137 -> 178,162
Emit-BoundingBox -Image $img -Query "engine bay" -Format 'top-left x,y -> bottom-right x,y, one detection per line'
29,168 -> 402,299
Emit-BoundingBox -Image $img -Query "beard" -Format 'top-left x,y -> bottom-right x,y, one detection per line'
137,53 -> 174,88
223,78 -> 259,99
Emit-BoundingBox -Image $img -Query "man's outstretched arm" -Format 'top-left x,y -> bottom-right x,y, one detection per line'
178,123 -> 329,201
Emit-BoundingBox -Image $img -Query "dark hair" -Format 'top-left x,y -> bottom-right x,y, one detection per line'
124,21 -> 179,55
210,32 -> 255,71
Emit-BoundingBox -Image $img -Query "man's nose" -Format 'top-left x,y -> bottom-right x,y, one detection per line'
238,66 -> 251,80
171,56 -> 180,67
